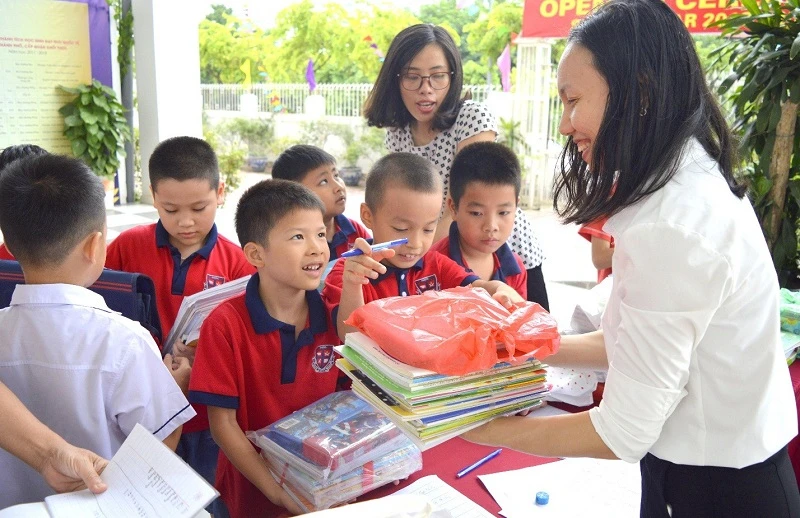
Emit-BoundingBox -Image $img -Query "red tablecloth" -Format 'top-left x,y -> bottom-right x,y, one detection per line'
363,437 -> 557,515
788,361 -> 800,485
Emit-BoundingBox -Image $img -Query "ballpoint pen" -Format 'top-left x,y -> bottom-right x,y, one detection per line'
340,238 -> 408,258
456,448 -> 503,478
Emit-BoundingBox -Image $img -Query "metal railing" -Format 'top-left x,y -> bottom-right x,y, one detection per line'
201,83 -> 503,117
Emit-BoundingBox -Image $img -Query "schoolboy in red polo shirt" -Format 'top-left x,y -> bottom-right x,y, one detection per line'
323,152 -> 525,340
271,144 -> 371,259
104,136 -> 255,504
189,180 -> 341,518
430,142 -> 527,299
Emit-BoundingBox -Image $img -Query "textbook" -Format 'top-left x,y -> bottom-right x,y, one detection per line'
342,332 -> 546,392
337,358 -> 545,450
163,274 -> 251,354
4,424 -> 218,518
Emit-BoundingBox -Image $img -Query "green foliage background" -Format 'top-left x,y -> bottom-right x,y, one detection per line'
200,0 -> 523,87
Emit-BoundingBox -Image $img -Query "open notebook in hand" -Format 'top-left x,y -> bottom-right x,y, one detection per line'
163,275 -> 251,354
0,424 -> 219,518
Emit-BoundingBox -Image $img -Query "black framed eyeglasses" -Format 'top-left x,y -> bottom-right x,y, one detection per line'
398,71 -> 453,91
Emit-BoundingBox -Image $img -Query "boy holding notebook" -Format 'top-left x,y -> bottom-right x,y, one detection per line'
189,180 -> 342,517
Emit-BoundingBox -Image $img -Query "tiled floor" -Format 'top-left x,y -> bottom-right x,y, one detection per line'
106,204 -> 161,242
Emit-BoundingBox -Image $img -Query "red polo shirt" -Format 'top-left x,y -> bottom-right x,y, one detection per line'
328,214 -> 371,259
322,249 -> 479,324
105,222 -> 255,339
188,274 -> 341,518
0,244 -> 13,260
430,222 -> 527,299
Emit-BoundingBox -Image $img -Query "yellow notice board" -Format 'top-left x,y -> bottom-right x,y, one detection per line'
0,0 -> 91,154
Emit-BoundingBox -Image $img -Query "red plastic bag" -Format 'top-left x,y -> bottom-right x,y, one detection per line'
345,287 -> 560,376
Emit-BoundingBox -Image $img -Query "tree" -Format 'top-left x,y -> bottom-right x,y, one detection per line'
206,4 -> 233,25
714,0 -> 800,285
199,9 -> 274,84
463,0 -> 523,85
261,1 -> 419,84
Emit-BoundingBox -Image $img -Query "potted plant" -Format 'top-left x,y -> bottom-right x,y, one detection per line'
226,116 -> 274,173
58,80 -> 131,193
340,139 -> 364,187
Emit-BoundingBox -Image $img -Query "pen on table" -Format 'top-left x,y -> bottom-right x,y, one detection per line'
456,448 -> 503,479
340,238 -> 408,258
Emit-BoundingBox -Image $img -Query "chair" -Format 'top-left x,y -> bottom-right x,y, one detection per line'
0,260 -> 162,343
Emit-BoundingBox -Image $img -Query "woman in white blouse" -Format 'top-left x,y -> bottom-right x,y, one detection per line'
362,24 -> 549,310
462,0 -> 800,515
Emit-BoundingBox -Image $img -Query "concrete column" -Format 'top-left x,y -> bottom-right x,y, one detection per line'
132,0 -> 204,203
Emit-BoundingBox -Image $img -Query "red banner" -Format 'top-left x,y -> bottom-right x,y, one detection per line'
521,0 -> 741,38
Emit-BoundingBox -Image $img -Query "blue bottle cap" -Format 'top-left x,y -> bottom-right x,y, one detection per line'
535,491 -> 549,505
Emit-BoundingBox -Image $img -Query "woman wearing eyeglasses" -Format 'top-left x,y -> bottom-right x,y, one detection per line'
363,24 -> 549,309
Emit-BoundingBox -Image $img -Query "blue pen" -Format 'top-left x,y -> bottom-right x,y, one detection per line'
340,238 -> 408,258
456,448 -> 502,478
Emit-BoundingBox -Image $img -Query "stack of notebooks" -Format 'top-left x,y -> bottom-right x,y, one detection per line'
335,332 -> 549,450
248,391 -> 422,513
163,275 -> 251,353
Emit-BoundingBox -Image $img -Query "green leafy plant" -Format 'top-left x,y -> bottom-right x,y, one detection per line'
106,0 -> 134,78
712,0 -> 800,285
203,119 -> 246,198
225,116 -> 274,157
58,80 -> 131,179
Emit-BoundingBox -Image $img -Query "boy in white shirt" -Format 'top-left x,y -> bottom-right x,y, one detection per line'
0,154 -> 195,508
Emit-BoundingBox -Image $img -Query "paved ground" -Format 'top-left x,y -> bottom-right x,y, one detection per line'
107,171 -> 597,325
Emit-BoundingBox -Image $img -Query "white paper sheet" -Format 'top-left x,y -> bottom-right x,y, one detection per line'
478,457 -> 640,517
394,475 -> 494,518
44,424 -> 217,518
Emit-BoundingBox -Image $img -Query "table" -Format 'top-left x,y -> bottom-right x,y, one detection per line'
364,436 -> 558,515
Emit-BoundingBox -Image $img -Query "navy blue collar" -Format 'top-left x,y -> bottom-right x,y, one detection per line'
245,273 -> 328,335
446,221 -> 521,280
370,256 -> 425,285
155,220 -> 218,260
329,214 -> 356,249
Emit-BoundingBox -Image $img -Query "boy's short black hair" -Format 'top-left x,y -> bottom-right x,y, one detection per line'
0,154 -> 105,267
235,179 -> 325,246
0,144 -> 48,172
365,152 -> 441,211
449,142 -> 521,207
149,136 -> 219,190
271,145 -> 336,183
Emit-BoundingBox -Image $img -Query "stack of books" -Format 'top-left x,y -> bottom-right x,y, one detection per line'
335,332 -> 549,450
248,391 -> 422,513
163,275 -> 251,353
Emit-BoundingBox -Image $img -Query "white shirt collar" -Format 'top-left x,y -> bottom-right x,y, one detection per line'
10,283 -> 113,313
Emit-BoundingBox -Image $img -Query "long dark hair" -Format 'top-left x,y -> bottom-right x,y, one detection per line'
363,24 -> 465,131
553,0 -> 744,225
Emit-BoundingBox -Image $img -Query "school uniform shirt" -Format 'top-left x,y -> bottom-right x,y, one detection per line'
578,217 -> 614,283
105,221 -> 255,434
430,221 -> 527,299
386,100 -> 545,270
0,283 -> 195,508
0,243 -> 13,260
328,214 -> 371,259
188,274 -> 341,518
590,138 -> 797,468
322,249 -> 480,324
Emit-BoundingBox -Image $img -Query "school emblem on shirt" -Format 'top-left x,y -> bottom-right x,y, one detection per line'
414,274 -> 440,294
312,345 -> 335,373
205,274 -> 226,290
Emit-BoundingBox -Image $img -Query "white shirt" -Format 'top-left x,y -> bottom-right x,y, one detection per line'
0,283 -> 196,507
589,139 -> 797,468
